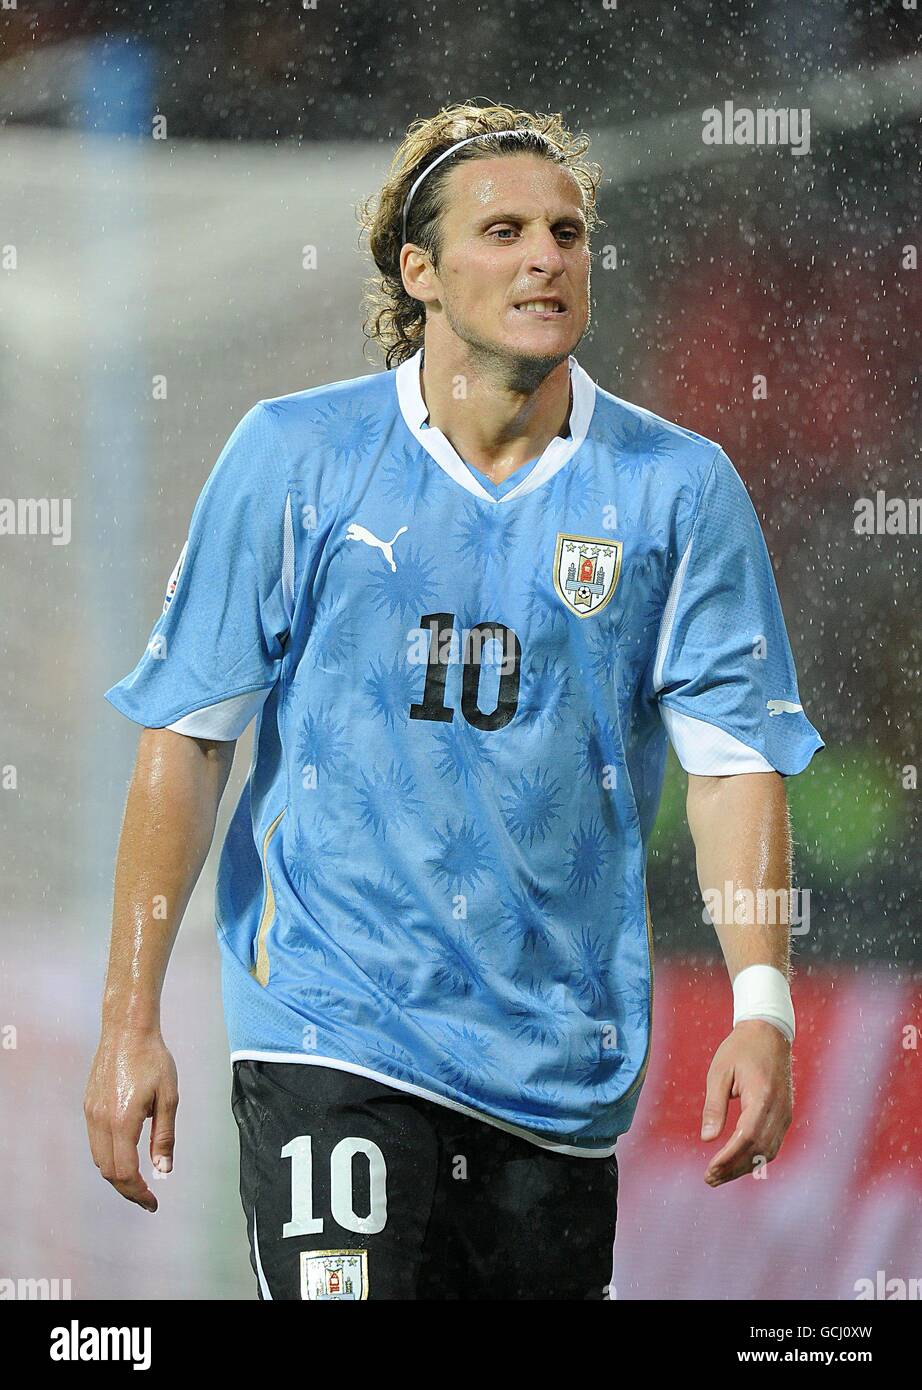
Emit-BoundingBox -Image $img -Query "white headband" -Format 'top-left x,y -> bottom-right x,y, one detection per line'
401,128 -> 540,245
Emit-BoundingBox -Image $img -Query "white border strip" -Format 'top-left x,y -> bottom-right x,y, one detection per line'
660,705 -> 775,774
282,490 -> 295,624
252,1211 -> 273,1300
652,535 -> 693,692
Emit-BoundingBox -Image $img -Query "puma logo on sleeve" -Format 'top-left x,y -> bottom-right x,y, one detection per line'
767,699 -> 803,716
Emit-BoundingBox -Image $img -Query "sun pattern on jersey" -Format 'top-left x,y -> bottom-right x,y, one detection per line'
365,543 -> 439,620
271,919 -> 336,969
454,500 -> 518,570
304,593 -> 359,673
285,818 -> 343,897
509,980 -> 570,1047
311,397 -> 385,464
570,924 -> 614,1011
276,850 -> 341,967
426,816 -> 494,893
436,1023 -> 501,1092
498,877 -> 555,953
295,704 -> 351,786
296,983 -> 357,1028
585,615 -> 621,689
364,653 -> 418,729
510,1081 -> 568,1128
611,863 -> 647,919
575,1034 -> 626,1095
348,869 -> 417,944
576,715 -> 623,789
557,453 -> 604,514
354,760 -> 424,840
360,1038 -> 419,1084
430,717 -> 497,786
380,442 -> 441,508
629,537 -> 673,636
365,963 -> 417,1013
608,416 -> 676,477
500,767 -> 563,846
426,922 -> 491,996
565,815 -> 611,895
516,654 -> 572,730
615,979 -> 651,1034
520,570 -> 573,634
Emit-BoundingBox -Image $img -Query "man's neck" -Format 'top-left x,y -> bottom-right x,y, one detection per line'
419,341 -> 573,486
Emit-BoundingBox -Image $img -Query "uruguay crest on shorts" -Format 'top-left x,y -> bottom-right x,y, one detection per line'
553,533 -> 623,618
300,1249 -> 368,1300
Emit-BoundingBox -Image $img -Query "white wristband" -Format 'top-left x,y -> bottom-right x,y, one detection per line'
732,964 -> 795,1043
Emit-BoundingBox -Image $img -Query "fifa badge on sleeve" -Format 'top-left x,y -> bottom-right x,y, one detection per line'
162,540 -> 188,614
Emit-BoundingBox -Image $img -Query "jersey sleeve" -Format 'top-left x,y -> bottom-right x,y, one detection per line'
652,448 -> 824,776
104,401 -> 294,740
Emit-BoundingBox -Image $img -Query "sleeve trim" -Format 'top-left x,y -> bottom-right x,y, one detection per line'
660,705 -> 776,774
166,688 -> 272,740
104,679 -> 276,735
659,700 -> 825,777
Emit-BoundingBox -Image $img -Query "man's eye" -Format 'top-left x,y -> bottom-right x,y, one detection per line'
487,226 -> 582,243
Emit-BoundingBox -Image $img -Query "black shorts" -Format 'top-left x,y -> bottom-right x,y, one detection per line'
231,1060 -> 618,1301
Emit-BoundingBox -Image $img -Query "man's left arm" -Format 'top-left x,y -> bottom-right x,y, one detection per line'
685,769 -> 794,1187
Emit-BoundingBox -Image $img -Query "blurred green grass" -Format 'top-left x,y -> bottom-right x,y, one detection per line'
649,744 -> 901,879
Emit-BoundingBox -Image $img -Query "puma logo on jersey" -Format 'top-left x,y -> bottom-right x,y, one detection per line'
346,522 -> 408,572
767,699 -> 803,716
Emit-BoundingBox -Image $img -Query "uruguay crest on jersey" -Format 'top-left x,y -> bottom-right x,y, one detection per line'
553,532 -> 623,617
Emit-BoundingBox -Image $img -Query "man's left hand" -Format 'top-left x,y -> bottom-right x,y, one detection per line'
699,1019 -> 793,1186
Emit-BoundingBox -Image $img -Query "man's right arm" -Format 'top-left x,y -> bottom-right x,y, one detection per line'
84,727 -> 235,1211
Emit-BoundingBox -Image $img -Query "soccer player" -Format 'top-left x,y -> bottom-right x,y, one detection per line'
85,102 -> 824,1300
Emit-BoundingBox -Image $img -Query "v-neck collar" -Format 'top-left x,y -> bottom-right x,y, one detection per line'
395,347 -> 596,504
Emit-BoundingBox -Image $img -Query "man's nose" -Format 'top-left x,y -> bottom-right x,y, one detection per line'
525,230 -> 567,272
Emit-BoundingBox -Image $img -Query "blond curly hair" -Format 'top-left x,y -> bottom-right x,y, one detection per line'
357,100 -> 604,369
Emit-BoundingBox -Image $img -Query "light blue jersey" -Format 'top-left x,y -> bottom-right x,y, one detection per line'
105,350 -> 823,1155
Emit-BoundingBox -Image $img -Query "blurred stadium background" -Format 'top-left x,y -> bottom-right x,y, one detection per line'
1,0 -> 919,1299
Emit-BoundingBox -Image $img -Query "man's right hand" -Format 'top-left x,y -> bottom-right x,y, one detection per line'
86,729 -> 230,1212
84,1029 -> 179,1213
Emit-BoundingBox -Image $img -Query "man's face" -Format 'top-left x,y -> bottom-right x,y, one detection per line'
420,153 -> 592,372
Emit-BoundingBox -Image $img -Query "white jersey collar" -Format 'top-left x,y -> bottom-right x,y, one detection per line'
395,347 -> 596,504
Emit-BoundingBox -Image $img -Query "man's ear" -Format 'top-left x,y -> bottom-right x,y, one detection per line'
401,244 -> 438,307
